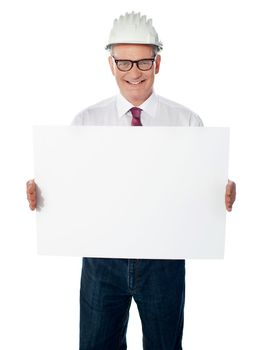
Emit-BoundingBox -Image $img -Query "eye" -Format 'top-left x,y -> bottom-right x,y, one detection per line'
117,60 -> 131,70
138,59 -> 154,70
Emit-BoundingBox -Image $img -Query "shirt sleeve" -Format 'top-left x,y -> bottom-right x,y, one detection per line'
71,113 -> 83,125
189,113 -> 204,127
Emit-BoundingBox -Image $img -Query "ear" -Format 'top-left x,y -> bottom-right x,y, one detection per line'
108,56 -> 115,75
155,54 -> 161,74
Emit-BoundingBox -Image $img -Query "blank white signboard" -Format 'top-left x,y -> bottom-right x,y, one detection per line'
33,126 -> 229,259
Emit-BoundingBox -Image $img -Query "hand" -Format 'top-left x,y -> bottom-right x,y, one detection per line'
225,180 -> 236,212
26,179 -> 37,210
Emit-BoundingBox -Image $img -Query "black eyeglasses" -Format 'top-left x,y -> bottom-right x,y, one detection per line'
112,56 -> 156,72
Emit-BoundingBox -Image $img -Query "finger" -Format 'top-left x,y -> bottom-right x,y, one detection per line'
26,180 -> 37,210
230,183 -> 236,201
27,189 -> 36,198
28,183 -> 36,191
27,192 -> 36,201
29,202 -> 37,210
27,189 -> 37,205
226,181 -> 236,197
226,198 -> 232,207
225,192 -> 236,212
225,195 -> 232,209
27,184 -> 36,199
26,179 -> 36,190
226,182 -> 233,195
226,192 -> 234,202
27,179 -> 35,186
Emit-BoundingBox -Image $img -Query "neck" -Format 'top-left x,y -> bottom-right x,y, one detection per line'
122,92 -> 153,107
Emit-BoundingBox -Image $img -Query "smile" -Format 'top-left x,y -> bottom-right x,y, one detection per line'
126,80 -> 145,85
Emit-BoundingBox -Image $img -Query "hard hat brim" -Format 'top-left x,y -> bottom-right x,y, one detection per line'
105,41 -> 163,51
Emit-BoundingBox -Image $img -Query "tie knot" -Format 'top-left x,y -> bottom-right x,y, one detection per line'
130,107 -> 142,126
130,107 -> 142,118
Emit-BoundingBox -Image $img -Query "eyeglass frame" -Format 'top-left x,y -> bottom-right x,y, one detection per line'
111,56 -> 156,72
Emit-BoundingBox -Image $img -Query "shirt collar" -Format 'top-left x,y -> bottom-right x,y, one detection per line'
116,92 -> 158,118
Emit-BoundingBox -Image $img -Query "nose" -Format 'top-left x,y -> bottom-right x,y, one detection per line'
129,62 -> 142,78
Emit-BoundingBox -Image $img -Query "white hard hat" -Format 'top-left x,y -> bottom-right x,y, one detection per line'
105,12 -> 163,51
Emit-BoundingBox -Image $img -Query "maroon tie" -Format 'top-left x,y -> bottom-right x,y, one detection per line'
130,107 -> 142,126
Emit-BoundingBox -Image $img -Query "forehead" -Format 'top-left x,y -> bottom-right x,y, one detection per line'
111,44 -> 154,59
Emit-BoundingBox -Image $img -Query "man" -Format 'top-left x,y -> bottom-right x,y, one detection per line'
27,12 -> 236,350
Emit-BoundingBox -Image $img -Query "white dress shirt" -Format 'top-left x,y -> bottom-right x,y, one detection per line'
72,93 -> 203,126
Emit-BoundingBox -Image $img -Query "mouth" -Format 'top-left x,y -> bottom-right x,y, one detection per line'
126,79 -> 146,85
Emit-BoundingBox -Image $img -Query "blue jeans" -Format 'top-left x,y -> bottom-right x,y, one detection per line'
80,258 -> 185,350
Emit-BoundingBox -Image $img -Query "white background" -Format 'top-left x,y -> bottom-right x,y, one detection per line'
0,0 -> 265,349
